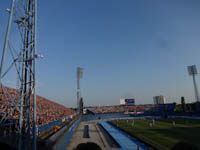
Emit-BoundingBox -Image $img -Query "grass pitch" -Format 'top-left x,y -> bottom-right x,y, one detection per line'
110,118 -> 200,150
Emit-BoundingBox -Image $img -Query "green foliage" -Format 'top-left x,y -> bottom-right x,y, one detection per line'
175,104 -> 182,112
80,97 -> 84,112
175,103 -> 195,112
181,97 -> 186,112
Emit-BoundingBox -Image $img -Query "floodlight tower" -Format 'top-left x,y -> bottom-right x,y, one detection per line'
188,65 -> 200,102
0,0 -> 38,149
77,67 -> 83,113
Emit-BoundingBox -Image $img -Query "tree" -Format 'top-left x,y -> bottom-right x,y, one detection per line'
181,97 -> 186,112
80,97 -> 84,113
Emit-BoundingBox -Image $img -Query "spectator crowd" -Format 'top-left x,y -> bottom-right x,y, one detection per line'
89,104 -> 154,114
0,87 -> 76,127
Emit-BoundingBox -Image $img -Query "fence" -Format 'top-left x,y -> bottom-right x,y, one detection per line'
38,118 -> 71,134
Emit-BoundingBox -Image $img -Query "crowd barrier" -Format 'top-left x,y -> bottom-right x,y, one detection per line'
99,120 -> 150,150
56,119 -> 81,150
38,117 -> 72,134
38,120 -> 62,134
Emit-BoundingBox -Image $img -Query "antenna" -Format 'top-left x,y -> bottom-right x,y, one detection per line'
187,65 -> 200,102
0,0 -> 38,149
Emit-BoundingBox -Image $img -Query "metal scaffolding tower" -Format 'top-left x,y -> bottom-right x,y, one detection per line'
0,0 -> 38,149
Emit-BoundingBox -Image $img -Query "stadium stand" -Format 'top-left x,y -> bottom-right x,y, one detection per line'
89,104 -> 154,114
0,87 -> 76,127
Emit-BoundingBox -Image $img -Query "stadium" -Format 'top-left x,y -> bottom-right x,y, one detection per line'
0,0 -> 200,150
0,81 -> 200,150
1,86 -> 200,150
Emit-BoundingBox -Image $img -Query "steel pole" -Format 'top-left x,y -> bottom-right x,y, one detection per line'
33,0 -> 38,149
77,77 -> 80,113
0,0 -> 15,85
192,75 -> 200,102
19,0 -> 31,149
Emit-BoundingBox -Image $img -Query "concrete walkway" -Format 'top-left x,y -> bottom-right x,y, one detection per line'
65,121 -> 120,150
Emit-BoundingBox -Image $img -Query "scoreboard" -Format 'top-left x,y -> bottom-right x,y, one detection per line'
120,98 -> 135,105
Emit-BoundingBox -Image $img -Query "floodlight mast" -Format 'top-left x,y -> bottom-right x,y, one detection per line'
188,65 -> 200,102
77,67 -> 83,113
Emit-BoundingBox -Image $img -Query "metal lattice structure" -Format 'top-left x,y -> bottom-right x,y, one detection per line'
188,65 -> 200,102
0,0 -> 38,149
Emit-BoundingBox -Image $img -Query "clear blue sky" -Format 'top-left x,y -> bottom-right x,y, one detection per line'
1,0 -> 200,107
